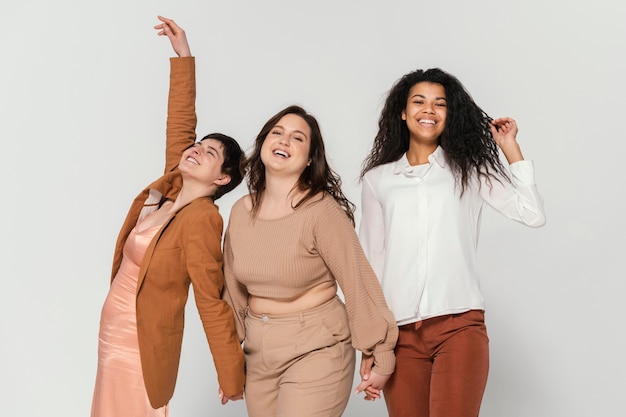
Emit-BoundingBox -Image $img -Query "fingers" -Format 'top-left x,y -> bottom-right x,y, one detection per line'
356,362 -> 390,403
153,15 -> 191,57
354,378 -> 369,394
354,380 -> 381,396
359,361 -> 370,380
157,15 -> 177,29
490,117 -> 523,162
490,117 -> 519,145
355,380 -> 382,402
222,393 -> 244,404
359,354 -> 374,379
363,385 -> 381,401
491,117 -> 518,134
219,388 -> 244,405
153,15 -> 181,37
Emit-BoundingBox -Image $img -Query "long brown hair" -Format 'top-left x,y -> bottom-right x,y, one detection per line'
245,105 -> 355,225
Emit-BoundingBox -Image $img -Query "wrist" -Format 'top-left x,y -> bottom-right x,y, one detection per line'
502,143 -> 524,164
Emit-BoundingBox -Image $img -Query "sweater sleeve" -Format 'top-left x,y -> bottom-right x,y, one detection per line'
165,57 -> 197,173
314,198 -> 398,375
222,216 -> 249,343
183,203 -> 245,396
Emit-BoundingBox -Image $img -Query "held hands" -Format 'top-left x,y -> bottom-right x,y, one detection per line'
154,16 -> 191,57
218,387 -> 244,405
354,353 -> 390,402
490,117 -> 524,164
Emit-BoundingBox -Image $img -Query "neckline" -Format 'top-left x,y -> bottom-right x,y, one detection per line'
244,193 -> 324,222
134,206 -> 171,233
133,222 -> 164,234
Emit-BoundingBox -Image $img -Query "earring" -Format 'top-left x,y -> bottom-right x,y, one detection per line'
307,159 -> 311,166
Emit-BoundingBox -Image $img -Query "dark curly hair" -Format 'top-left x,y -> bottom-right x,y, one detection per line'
360,68 -> 509,195
245,105 -> 355,225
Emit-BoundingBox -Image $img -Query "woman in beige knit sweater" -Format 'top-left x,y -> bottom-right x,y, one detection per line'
223,105 -> 398,417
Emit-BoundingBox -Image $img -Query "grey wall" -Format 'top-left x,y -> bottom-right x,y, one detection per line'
1,0 -> 624,416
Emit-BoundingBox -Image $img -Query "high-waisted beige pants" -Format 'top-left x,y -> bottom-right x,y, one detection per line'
243,296 -> 356,417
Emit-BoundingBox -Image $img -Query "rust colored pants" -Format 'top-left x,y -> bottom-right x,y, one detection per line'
243,296 -> 356,417
384,310 -> 489,417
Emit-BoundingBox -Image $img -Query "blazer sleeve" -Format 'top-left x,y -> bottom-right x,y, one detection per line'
182,202 -> 245,396
165,57 -> 197,173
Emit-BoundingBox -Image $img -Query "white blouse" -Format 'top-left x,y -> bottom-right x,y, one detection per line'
359,146 -> 546,325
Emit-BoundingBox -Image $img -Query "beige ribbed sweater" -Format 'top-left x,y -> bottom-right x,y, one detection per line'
223,193 -> 398,375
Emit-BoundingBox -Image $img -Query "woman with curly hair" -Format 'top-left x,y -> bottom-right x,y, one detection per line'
358,68 -> 546,417
223,105 -> 398,417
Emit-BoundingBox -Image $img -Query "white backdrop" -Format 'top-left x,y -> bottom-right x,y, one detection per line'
1,1 -> 625,416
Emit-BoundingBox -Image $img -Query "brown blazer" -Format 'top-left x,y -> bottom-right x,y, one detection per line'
109,57 -> 245,408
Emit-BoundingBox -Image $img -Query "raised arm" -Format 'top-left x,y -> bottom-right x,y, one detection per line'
154,16 -> 197,173
485,117 -> 546,227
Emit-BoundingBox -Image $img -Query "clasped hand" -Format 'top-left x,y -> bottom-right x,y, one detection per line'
354,353 -> 390,402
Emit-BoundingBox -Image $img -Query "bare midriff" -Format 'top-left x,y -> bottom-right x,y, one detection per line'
249,280 -> 338,315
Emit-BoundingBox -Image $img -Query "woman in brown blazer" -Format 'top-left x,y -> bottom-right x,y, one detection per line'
90,17 -> 245,416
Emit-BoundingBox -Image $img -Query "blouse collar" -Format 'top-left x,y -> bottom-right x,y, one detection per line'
393,146 -> 446,176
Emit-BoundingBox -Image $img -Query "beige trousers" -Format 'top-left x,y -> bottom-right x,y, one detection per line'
243,296 -> 356,417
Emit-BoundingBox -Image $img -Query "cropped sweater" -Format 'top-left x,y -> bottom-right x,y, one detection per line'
223,193 -> 398,375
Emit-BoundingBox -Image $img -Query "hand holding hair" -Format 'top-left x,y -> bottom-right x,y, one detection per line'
490,117 -> 524,163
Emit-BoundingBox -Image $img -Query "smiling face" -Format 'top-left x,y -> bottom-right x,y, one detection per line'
178,138 -> 229,187
402,82 -> 447,146
260,113 -> 312,178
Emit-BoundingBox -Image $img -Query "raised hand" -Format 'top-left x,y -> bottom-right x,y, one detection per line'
490,117 -> 524,163
154,16 -> 191,58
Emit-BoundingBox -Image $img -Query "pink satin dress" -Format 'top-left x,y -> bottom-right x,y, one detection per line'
91,222 -> 168,417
